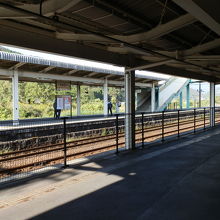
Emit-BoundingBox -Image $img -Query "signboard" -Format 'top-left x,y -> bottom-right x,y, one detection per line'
57,97 -> 63,110
63,96 -> 71,110
56,95 -> 72,110
56,81 -> 71,91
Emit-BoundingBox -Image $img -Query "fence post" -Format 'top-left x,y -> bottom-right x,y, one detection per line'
204,108 -> 206,130
63,117 -> 68,168
162,111 -> 165,142
115,114 -> 119,154
214,107 -> 216,127
194,109 -> 196,133
141,112 -> 144,148
177,110 -> 180,138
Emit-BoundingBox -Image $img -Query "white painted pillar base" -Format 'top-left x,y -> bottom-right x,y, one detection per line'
151,83 -> 155,112
210,82 -> 215,127
77,84 -> 81,116
125,70 -> 135,150
12,70 -> 19,124
103,77 -> 108,116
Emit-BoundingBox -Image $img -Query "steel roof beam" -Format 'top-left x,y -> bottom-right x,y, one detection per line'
126,60 -> 173,72
143,38 -> 220,62
85,0 -> 194,46
39,66 -> 55,73
0,68 -> 151,88
0,8 -> 34,19
85,72 -> 100,77
9,62 -> 25,70
56,33 -> 113,43
85,0 -> 152,29
186,55 -> 220,61
0,0 -> 82,19
65,69 -> 79,75
173,0 -> 220,36
0,2 -> 219,79
19,0 -> 83,16
56,14 -> 196,44
162,37 -> 220,58
149,65 -> 219,82
0,25 -> 129,67
117,14 -> 196,43
183,38 -> 220,56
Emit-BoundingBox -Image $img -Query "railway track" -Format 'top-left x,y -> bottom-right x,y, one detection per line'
0,110 -> 220,181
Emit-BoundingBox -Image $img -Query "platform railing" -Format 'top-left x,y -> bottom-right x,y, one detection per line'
133,107 -> 214,147
0,107 -> 219,183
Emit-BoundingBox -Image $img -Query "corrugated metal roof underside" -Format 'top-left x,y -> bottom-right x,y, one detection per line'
0,52 -> 166,83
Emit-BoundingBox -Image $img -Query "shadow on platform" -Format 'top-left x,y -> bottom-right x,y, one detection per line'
31,128 -> 220,220
1,127 -> 220,220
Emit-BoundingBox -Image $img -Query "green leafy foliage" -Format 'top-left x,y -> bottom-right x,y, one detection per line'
0,80 -> 12,119
0,80 -> 125,120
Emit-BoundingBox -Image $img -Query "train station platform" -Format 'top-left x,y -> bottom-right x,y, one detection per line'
1,126 -> 220,220
0,114 -> 109,127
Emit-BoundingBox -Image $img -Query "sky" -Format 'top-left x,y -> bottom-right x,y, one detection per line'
3,45 -> 170,80
190,82 -> 210,93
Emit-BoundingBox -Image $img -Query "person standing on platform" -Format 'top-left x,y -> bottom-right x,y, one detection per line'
53,99 -> 62,119
53,99 -> 57,118
108,101 -> 113,115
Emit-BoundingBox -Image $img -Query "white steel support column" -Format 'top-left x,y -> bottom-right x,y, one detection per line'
151,83 -> 155,112
125,70 -> 135,150
12,70 -> 19,122
210,82 -> 215,127
179,92 -> 183,109
186,84 -> 190,109
77,84 -> 81,116
103,77 -> 108,115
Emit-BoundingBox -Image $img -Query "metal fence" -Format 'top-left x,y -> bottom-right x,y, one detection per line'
0,107 -> 219,183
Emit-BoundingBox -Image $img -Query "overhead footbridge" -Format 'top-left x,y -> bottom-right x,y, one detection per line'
157,77 -> 190,111
136,77 -> 190,112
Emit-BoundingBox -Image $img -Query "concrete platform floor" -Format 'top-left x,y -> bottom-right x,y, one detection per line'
1,127 -> 220,220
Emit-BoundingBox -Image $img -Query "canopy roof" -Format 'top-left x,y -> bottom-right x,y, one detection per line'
0,51 -> 163,87
0,0 -> 220,82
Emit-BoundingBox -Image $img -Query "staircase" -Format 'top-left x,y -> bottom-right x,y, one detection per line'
157,77 -> 190,111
